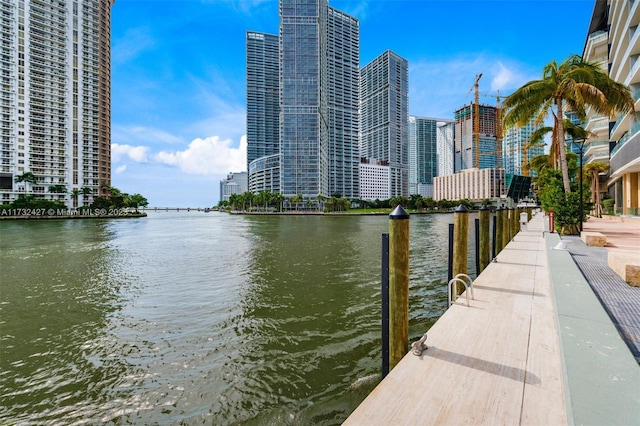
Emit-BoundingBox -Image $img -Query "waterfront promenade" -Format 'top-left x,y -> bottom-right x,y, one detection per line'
345,212 -> 640,425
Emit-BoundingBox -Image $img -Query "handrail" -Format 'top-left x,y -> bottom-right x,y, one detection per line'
448,273 -> 475,307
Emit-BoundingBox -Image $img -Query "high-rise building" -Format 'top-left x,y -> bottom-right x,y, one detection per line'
220,171 -> 248,202
584,0 -> 640,216
246,32 -> 279,173
326,8 -> 360,199
501,120 -> 544,176
360,50 -> 409,197
246,31 -> 281,194
437,119 -> 455,177
1,0 -> 114,207
359,158 -> 389,201
247,0 -> 360,200
408,116 -> 453,197
454,104 -> 499,172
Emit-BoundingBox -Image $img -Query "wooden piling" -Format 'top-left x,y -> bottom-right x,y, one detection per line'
511,207 -> 519,240
479,205 -> 490,272
495,206 -> 504,255
502,207 -> 510,248
452,204 -> 469,295
388,205 -> 410,371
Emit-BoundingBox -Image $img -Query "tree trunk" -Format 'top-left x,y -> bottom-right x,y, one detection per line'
595,173 -> 601,217
556,98 -> 572,193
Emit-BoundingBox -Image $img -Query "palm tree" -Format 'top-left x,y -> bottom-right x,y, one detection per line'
503,54 -> 633,193
48,184 -> 67,194
290,194 -> 303,211
79,186 -> 93,207
14,171 -> 38,194
316,194 -> 326,212
228,193 -> 240,211
527,154 -> 552,176
70,188 -> 81,208
584,162 -> 609,217
272,193 -> 285,212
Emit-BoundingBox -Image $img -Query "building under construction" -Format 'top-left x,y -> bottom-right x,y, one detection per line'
454,104 -> 499,171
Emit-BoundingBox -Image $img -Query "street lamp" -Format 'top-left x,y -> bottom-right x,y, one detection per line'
571,137 -> 587,232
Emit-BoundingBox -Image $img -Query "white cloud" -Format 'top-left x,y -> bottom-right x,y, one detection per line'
112,144 -> 150,163
112,27 -> 156,65
112,125 -> 184,146
490,62 -> 513,92
155,135 -> 247,175
408,55 -> 538,118
115,165 -> 127,174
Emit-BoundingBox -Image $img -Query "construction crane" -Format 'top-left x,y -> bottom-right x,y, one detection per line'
467,74 -> 482,168
467,76 -> 529,174
480,91 -> 504,169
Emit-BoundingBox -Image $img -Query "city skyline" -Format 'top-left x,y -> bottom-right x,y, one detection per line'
110,0 -> 595,207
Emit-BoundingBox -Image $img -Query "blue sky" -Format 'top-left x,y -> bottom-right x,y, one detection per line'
111,0 -> 595,207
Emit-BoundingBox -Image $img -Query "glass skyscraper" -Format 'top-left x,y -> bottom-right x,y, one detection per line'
247,0 -> 360,200
246,32 -> 279,174
408,116 -> 454,196
501,120 -> 543,176
246,31 -> 281,194
360,50 -> 409,197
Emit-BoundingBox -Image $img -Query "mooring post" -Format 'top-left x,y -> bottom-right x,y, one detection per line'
491,213 -> 497,260
474,218 -> 480,276
452,204 -> 469,295
502,207 -> 510,249
479,205 -> 490,272
495,206 -> 503,255
447,223 -> 454,283
388,205 -> 410,371
512,207 -> 519,239
381,233 -> 390,379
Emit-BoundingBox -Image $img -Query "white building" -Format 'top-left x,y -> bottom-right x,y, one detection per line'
359,158 -> 390,201
585,0 -> 640,216
434,168 -> 505,201
360,50 -> 409,197
1,0 -> 114,207
437,119 -> 455,177
220,172 -> 248,202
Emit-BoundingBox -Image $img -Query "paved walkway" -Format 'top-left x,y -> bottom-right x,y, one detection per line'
345,213 -> 640,425
562,227 -> 640,361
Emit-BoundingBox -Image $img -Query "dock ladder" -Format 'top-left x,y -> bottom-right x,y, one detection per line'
448,273 -> 474,307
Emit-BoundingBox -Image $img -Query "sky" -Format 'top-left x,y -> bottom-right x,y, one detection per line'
110,0 -> 596,207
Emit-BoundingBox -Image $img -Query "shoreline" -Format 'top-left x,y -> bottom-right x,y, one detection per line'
0,213 -> 147,221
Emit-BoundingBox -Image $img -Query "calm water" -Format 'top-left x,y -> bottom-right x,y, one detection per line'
0,211 -> 475,425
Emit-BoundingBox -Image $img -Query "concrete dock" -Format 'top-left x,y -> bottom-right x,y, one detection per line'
344,212 -> 640,425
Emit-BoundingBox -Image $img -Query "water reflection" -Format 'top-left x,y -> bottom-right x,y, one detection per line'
219,216 -> 385,424
0,212 -> 469,425
0,219 -> 138,423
